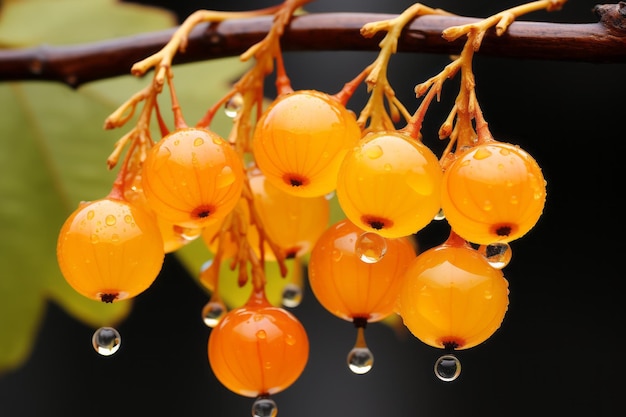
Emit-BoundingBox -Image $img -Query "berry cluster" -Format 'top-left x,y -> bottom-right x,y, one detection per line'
56,0 -> 562,415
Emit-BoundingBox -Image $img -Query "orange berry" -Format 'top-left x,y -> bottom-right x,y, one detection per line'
441,141 -> 546,244
336,131 -> 443,238
308,219 -> 417,322
398,237 -> 509,350
208,291 -> 309,397
142,127 -> 244,229
56,197 -> 164,302
252,90 -> 361,197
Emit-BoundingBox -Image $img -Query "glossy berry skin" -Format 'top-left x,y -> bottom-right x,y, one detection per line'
252,90 -> 361,198
398,240 -> 509,350
336,131 -> 443,238
441,141 -> 546,244
56,197 -> 164,302
142,127 -> 244,229
208,291 -> 309,397
249,170 -> 330,259
308,219 -> 417,322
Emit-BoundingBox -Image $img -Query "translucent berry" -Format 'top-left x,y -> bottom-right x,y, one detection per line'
57,197 -> 164,302
142,127 -> 244,229
308,219 -> 417,323
125,174 -> 200,253
252,90 -> 361,197
249,170 -> 330,259
208,290 -> 309,397
441,141 -> 546,244
398,234 -> 509,350
336,131 -> 443,238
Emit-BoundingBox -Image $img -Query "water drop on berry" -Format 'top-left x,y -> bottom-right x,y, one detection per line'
225,93 -> 244,118
434,354 -> 461,382
282,283 -> 303,308
479,242 -> 512,269
355,232 -> 387,263
434,208 -> 446,220
173,225 -> 202,241
202,299 -> 227,328
92,326 -> 121,356
252,396 -> 278,417
347,326 -> 374,374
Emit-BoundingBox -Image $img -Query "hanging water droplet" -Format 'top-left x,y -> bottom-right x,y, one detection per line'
224,93 -> 244,118
434,354 -> 461,382
202,299 -> 227,328
324,191 -> 335,201
479,242 -> 512,269
282,283 -> 303,308
347,326 -> 374,374
92,327 -> 121,356
355,232 -> 387,263
173,225 -> 202,241
251,396 -> 278,417
434,208 -> 446,220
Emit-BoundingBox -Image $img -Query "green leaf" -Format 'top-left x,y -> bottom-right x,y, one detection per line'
0,0 -> 245,373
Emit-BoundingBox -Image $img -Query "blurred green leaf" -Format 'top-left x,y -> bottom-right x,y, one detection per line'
0,0 -> 245,373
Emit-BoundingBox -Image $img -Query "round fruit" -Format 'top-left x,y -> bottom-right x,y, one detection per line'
252,90 -> 361,198
208,291 -> 309,397
336,130 -> 443,238
56,197 -> 164,302
308,219 -> 417,322
440,141 -> 546,244
249,170 -> 330,259
398,238 -> 509,350
141,127 -> 244,229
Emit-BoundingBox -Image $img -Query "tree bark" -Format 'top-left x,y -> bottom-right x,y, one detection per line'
1,4 -> 625,88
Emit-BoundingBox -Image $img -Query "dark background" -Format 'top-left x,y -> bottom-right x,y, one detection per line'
1,1 -> 624,416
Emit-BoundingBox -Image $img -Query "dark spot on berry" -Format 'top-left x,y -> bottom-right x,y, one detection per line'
100,293 -> 118,303
192,205 -> 216,220
491,223 -> 517,237
283,173 -> 309,188
361,215 -> 393,231
442,339 -> 462,351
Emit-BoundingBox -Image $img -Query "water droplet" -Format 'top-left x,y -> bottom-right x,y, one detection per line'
90,233 -> 99,243
434,354 -> 461,382
105,215 -> 116,226
479,242 -> 512,269
473,148 -> 492,160
405,170 -> 434,196
124,215 -> 133,224
482,200 -> 493,211
202,299 -> 227,327
224,93 -> 244,118
434,208 -> 446,220
251,396 -> 278,417
324,191 -> 335,201
217,166 -> 236,188
355,232 -> 387,263
193,137 -> 204,147
92,327 -> 121,356
282,283 -> 303,308
348,347 -> 374,374
365,144 -> 383,159
110,233 -> 119,242
285,334 -> 296,346
87,210 -> 95,220
256,330 -> 267,340
174,225 -> 202,241
347,326 -> 373,374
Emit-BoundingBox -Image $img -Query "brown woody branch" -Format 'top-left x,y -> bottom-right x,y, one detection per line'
1,4 -> 625,89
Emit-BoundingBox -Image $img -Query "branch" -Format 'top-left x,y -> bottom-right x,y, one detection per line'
1,4 -> 626,88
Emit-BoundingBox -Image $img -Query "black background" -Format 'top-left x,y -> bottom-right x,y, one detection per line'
1,1 -> 624,416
